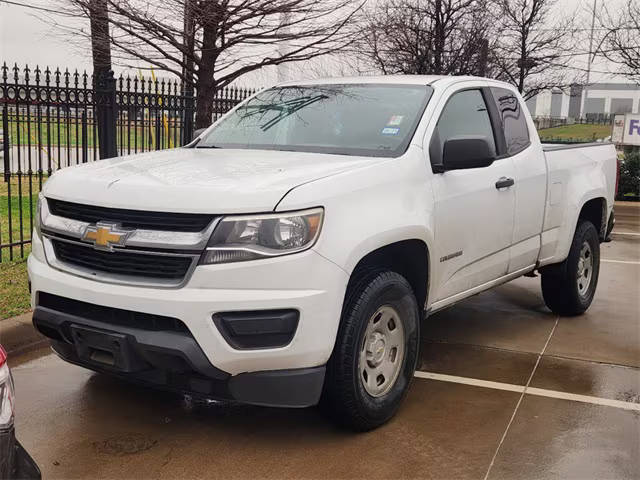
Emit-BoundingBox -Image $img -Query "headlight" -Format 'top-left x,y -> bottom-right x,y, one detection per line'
34,193 -> 43,239
200,208 -> 323,264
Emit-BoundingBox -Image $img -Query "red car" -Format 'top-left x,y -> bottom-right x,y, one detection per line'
0,345 -> 40,479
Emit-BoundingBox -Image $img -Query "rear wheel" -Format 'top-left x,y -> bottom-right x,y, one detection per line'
322,270 -> 420,431
541,220 -> 600,316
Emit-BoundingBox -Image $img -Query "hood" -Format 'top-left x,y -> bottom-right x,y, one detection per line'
43,148 -> 383,214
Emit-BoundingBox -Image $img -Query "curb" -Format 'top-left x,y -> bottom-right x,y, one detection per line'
0,311 -> 48,356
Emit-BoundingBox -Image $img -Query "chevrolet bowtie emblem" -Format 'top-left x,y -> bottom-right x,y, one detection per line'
82,222 -> 132,251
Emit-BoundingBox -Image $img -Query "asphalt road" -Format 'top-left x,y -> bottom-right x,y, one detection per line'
9,203 -> 640,479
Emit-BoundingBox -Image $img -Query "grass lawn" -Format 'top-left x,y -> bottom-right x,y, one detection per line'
538,123 -> 612,142
4,116 -> 180,150
0,256 -> 31,320
1,176 -> 43,319
0,176 -> 43,261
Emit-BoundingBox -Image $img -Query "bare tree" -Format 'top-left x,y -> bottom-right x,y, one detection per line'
597,0 -> 640,83
55,0 -> 362,128
492,0 -> 576,100
358,0 -> 495,76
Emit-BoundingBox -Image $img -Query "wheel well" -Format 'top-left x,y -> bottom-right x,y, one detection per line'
579,198 -> 606,240
350,240 -> 429,309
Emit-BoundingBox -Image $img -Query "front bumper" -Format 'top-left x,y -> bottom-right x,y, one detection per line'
33,304 -> 325,407
28,234 -> 349,407
0,428 -> 41,480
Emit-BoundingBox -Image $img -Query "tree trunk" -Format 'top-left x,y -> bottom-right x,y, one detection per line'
195,77 -> 216,129
194,5 -> 219,129
182,0 -> 196,142
89,0 -> 116,159
89,0 -> 112,74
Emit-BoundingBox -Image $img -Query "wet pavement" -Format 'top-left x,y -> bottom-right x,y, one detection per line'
9,203 -> 640,479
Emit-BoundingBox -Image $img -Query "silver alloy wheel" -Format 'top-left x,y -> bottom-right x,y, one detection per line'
577,241 -> 593,297
359,305 -> 405,397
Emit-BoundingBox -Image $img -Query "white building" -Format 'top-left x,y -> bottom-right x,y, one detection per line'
527,83 -> 640,118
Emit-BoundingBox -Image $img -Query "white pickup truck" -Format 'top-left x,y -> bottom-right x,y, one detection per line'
28,76 -> 617,430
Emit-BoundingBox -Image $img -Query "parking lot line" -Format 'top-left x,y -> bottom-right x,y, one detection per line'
414,371 -> 524,393
413,371 -> 640,412
601,258 -> 640,265
481,316 -> 558,480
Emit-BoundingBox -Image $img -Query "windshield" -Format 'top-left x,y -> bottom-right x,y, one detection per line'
197,84 -> 433,157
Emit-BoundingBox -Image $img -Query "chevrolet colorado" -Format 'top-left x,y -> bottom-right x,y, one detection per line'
28,76 -> 617,430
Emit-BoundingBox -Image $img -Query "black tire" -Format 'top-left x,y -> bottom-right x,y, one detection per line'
541,220 -> 600,316
321,269 -> 420,431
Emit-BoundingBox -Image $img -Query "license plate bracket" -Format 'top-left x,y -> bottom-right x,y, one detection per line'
70,324 -> 145,372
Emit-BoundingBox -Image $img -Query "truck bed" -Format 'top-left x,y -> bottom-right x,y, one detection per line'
538,142 -> 618,266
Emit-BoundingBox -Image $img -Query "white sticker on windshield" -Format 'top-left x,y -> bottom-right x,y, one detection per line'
381,127 -> 400,135
387,115 -> 404,126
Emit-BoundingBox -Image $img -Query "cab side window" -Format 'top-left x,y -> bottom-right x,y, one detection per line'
429,89 -> 497,167
490,87 -> 530,155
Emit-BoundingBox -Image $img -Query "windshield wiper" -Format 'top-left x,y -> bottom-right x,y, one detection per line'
236,95 -> 328,132
260,95 -> 327,132
196,144 -> 221,149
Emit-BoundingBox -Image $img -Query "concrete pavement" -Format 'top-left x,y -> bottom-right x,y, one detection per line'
6,204 -> 640,479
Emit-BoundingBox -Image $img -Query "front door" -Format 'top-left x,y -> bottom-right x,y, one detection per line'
429,88 -> 516,302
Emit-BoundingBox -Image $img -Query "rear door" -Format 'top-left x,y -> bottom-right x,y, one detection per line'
429,86 -> 516,302
489,87 -> 546,273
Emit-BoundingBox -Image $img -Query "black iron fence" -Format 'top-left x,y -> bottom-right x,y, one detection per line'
0,62 -> 256,262
532,114 -> 615,131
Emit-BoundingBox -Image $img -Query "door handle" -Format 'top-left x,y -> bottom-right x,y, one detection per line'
495,177 -> 515,189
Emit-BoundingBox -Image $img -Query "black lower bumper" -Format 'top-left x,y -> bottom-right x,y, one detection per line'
0,428 -> 41,480
32,303 -> 325,408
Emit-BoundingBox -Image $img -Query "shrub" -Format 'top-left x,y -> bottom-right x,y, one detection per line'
618,147 -> 640,201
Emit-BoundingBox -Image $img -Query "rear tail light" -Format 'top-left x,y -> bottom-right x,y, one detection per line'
0,345 -> 15,429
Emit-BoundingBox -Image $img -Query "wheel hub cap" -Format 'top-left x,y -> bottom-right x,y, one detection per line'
359,306 -> 405,397
367,333 -> 387,366
577,241 -> 593,297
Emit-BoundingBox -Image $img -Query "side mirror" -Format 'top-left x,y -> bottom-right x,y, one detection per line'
440,137 -> 495,171
192,127 -> 207,142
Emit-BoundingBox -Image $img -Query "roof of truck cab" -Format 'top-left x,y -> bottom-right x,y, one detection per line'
275,75 -> 483,87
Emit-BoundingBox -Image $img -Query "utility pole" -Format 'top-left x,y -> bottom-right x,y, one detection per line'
277,12 -> 292,83
581,0 -> 598,118
89,0 -> 117,159
478,38 -> 489,77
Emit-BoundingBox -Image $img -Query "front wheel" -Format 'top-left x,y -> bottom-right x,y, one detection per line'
541,220 -> 600,316
322,270 -> 420,431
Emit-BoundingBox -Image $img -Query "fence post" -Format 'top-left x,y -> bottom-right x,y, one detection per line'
182,80 -> 195,145
95,69 -> 117,159
155,112 -> 161,150
81,111 -> 88,163
2,112 -> 9,182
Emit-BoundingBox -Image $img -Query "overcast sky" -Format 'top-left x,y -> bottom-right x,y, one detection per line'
0,0 -> 630,87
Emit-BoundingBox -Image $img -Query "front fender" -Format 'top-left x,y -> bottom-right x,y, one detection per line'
276,147 -> 435,285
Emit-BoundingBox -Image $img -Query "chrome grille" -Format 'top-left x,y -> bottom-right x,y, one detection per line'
40,197 -> 215,287
47,198 -> 215,232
